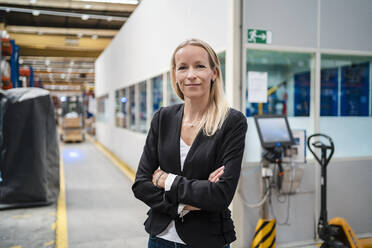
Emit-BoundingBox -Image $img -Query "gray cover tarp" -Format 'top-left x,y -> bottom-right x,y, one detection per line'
0,88 -> 60,209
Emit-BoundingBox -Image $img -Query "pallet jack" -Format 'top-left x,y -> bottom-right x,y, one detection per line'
308,133 -> 372,248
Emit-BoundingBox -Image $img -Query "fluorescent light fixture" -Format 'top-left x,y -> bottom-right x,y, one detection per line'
81,14 -> 89,20
0,6 -> 127,21
78,0 -> 138,4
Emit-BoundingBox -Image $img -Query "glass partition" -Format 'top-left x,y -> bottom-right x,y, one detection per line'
152,75 -> 163,113
167,71 -> 183,106
129,85 -> 136,130
115,88 -> 128,128
97,94 -> 108,122
217,51 -> 226,91
320,54 -> 372,157
245,49 -> 313,117
217,52 -> 226,91
138,81 -> 147,133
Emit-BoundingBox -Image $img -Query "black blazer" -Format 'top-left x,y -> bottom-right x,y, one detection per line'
132,104 -> 247,248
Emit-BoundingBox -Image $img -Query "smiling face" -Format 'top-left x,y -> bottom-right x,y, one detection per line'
174,44 -> 217,101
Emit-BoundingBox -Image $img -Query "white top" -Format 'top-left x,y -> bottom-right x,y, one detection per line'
156,138 -> 191,244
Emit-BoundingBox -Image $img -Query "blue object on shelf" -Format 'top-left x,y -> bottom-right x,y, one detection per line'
10,40 -> 20,88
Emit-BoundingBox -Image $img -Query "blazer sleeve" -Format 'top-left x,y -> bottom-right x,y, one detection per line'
132,109 -> 179,219
165,111 -> 248,212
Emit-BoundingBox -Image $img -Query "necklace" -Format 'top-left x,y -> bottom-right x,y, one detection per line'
183,118 -> 201,128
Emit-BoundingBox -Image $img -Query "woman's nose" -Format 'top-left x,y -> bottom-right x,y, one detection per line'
186,68 -> 196,79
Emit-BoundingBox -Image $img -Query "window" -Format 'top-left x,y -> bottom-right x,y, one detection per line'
97,94 -> 108,122
167,71 -> 182,106
217,51 -> 226,91
245,49 -> 313,117
321,55 -> 371,116
115,88 -> 128,128
129,85 -> 136,130
152,75 -> 163,113
320,54 -> 372,157
138,81 -> 147,133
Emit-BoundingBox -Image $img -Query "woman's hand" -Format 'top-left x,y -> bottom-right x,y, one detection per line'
208,165 -> 224,183
183,166 -> 224,211
152,169 -> 168,189
152,166 -> 224,211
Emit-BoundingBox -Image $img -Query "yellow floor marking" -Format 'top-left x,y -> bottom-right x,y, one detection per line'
56,153 -> 68,248
86,134 -> 136,182
44,240 -> 55,246
11,214 -> 32,219
51,222 -> 56,230
9,246 -> 22,248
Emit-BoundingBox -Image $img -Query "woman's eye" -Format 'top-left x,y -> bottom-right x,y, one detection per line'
196,64 -> 206,68
177,66 -> 186,70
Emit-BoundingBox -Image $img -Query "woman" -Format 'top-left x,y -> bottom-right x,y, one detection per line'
132,39 -> 247,248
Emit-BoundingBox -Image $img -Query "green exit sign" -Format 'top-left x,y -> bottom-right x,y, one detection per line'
248,29 -> 272,44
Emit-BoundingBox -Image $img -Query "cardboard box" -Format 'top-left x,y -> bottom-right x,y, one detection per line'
63,117 -> 81,128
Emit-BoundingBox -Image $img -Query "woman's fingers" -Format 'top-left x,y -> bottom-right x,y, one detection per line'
209,166 -> 224,182
152,169 -> 162,185
184,205 -> 201,211
210,168 -> 224,182
208,166 -> 224,181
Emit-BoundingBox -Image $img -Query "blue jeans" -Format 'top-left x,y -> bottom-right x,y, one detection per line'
148,235 -> 230,248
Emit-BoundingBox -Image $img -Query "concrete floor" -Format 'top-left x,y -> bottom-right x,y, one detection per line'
62,141 -> 148,248
0,204 -> 56,248
0,140 -> 148,248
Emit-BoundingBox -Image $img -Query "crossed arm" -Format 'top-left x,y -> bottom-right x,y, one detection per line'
152,166 -> 225,211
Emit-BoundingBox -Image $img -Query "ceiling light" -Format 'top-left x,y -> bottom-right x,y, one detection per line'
78,0 -> 138,4
30,0 -> 37,4
84,4 -> 92,9
32,10 -> 40,16
0,6 -> 127,21
1,30 -> 9,38
81,14 -> 90,20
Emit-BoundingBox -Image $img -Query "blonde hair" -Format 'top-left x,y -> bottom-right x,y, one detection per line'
170,38 -> 230,136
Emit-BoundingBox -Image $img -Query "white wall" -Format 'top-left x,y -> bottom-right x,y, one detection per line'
96,0 -> 227,97
95,0 -> 228,171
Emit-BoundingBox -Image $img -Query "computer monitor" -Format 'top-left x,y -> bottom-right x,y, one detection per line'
254,115 -> 294,149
